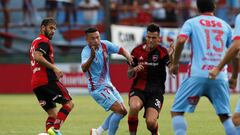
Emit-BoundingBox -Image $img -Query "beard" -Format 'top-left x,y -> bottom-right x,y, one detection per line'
44,31 -> 53,40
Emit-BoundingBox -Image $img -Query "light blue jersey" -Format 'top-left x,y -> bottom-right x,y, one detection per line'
81,40 -> 124,111
233,14 -> 240,40
179,14 -> 232,80
81,40 -> 120,91
172,14 -> 233,115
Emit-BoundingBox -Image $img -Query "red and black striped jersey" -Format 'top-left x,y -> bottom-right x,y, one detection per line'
131,43 -> 170,94
29,34 -> 57,89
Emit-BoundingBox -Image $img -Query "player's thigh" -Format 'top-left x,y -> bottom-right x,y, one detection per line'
171,77 -> 204,113
33,85 -> 57,111
90,87 -> 118,111
207,80 -> 231,115
145,93 -> 164,116
129,90 -> 145,111
145,107 -> 159,123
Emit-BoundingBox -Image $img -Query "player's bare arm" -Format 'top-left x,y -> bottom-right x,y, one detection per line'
127,64 -> 144,79
81,46 -> 96,72
169,36 -> 186,75
119,47 -> 134,66
33,50 -> 63,79
167,42 -> 175,68
229,56 -> 239,89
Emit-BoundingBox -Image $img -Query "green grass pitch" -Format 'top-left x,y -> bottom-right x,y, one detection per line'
0,94 -> 239,135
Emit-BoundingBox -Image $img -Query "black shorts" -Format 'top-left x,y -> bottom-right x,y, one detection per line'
129,89 -> 164,117
33,81 -> 72,111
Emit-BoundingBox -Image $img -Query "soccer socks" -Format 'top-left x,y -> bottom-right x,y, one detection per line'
223,118 -> 237,135
172,116 -> 187,135
101,112 -> 114,131
54,105 -> 72,130
128,115 -> 138,135
108,113 -> 124,135
46,116 -> 55,132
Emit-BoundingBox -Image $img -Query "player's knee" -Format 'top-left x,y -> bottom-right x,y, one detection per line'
232,113 -> 240,126
64,101 -> 74,110
129,103 -> 141,113
120,108 -> 128,116
115,107 -> 127,115
146,118 -> 157,131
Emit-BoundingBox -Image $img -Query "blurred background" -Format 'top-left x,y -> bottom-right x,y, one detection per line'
0,0 -> 239,94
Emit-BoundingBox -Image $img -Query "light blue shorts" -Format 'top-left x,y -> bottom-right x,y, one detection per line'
171,77 -> 231,115
90,85 -> 124,111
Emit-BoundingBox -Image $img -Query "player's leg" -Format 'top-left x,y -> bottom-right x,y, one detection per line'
90,86 -> 127,135
52,82 -> 74,131
145,94 -> 163,135
207,79 -> 237,135
128,90 -> 144,135
171,77 -> 203,135
233,98 -> 240,134
108,87 -> 127,135
33,85 -> 58,133
46,108 -> 58,132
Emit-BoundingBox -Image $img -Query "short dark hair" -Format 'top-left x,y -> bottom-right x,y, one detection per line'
147,23 -> 160,33
41,18 -> 56,26
197,0 -> 215,13
85,27 -> 98,34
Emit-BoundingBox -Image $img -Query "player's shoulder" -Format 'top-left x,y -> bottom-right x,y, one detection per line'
132,43 -> 145,52
100,40 -> 113,46
157,45 -> 168,54
32,35 -> 49,45
82,45 -> 91,54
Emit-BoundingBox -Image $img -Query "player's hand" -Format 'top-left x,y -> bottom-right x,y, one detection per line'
169,64 -> 178,76
90,46 -> 96,58
53,67 -> 64,79
208,67 -> 220,80
133,64 -> 144,72
127,55 -> 134,66
229,77 -> 237,89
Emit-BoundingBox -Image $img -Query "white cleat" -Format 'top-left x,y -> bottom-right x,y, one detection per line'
90,128 -> 99,135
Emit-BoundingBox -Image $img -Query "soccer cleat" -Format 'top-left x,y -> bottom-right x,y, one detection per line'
90,128 -> 100,135
47,127 -> 62,135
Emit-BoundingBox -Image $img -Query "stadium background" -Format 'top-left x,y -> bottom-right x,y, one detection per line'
0,0 -> 240,94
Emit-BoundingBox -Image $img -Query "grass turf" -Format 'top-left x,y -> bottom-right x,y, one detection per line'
0,94 -> 238,135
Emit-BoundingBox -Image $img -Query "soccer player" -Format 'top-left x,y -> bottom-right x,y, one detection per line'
29,18 -> 74,135
209,13 -> 240,134
169,0 -> 238,135
81,27 -> 133,135
127,23 -> 173,135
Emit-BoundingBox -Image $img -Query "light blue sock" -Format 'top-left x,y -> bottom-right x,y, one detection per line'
236,126 -> 240,135
101,112 -> 114,130
108,113 -> 124,135
172,116 -> 187,135
223,118 -> 237,135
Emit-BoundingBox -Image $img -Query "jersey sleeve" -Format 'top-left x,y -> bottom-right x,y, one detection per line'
233,14 -> 240,40
178,20 -> 192,38
35,42 -> 49,55
102,40 -> 120,54
81,47 -> 90,66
